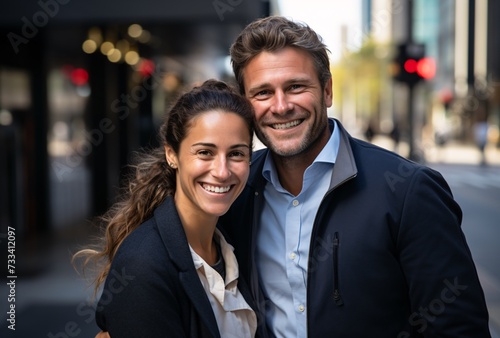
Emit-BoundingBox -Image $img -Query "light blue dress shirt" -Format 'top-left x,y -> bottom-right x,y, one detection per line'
256,120 -> 340,337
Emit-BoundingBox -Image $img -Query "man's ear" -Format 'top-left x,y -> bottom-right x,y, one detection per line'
324,77 -> 333,108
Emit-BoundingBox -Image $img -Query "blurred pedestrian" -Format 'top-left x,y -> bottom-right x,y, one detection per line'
390,122 -> 401,153
74,80 -> 262,337
473,99 -> 490,166
474,121 -> 488,165
364,119 -> 376,142
221,15 -> 491,337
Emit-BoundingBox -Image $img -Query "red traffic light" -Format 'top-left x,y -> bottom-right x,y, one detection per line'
416,57 -> 436,79
393,43 -> 436,85
399,57 -> 436,83
404,59 -> 418,73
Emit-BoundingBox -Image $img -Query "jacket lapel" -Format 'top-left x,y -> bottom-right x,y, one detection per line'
154,197 -> 220,337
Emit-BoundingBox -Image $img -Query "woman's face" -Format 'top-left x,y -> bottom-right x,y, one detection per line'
166,110 -> 252,223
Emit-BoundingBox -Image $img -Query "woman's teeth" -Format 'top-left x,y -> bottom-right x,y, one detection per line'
203,184 -> 231,193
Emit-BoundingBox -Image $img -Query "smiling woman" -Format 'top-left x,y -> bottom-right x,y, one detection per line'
73,80 -> 260,338
165,110 -> 252,258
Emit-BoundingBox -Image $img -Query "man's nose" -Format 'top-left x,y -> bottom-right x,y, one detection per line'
270,90 -> 293,114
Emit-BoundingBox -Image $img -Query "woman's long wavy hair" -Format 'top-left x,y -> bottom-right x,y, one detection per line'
73,79 -> 254,294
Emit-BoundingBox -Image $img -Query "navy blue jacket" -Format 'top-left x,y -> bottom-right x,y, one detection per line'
96,197 -> 262,337
221,119 -> 491,337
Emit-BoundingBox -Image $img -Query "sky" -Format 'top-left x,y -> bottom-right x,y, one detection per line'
276,0 -> 363,62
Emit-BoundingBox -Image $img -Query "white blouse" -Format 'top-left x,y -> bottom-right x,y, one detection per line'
189,228 -> 257,337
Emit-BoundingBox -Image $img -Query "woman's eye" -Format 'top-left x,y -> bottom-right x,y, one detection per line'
197,150 -> 212,157
229,151 -> 250,161
229,151 -> 243,157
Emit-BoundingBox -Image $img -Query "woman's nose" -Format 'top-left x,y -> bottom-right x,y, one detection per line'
212,156 -> 231,180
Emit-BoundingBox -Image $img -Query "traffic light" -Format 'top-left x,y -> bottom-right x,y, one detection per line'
392,43 -> 435,86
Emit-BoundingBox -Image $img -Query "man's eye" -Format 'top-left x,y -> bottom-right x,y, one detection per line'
255,90 -> 271,98
289,84 -> 303,91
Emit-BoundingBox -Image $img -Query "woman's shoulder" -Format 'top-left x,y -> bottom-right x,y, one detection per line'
112,217 -> 166,268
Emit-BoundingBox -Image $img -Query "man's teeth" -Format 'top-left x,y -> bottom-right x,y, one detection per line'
272,120 -> 301,130
203,184 -> 231,193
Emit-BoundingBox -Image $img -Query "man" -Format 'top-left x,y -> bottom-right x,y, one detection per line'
96,16 -> 491,337
220,16 -> 491,337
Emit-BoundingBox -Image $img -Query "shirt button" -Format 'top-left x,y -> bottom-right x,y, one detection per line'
292,200 -> 299,206
298,305 -> 305,312
289,252 -> 296,260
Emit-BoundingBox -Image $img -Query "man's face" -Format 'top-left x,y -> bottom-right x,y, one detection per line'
242,47 -> 333,158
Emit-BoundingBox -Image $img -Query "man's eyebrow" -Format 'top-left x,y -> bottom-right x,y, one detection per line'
247,83 -> 271,96
247,77 -> 313,95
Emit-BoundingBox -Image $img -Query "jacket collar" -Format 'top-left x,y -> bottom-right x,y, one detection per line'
329,119 -> 358,189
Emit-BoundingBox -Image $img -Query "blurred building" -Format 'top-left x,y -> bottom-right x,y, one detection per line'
353,0 -> 500,159
0,0 -> 269,271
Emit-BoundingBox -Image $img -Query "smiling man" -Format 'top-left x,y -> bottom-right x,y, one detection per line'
221,15 -> 492,337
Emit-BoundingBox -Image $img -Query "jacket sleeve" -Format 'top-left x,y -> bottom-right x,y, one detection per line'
95,235 -> 187,338
397,166 -> 490,337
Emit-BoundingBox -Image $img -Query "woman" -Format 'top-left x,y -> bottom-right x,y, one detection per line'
74,80 -> 259,337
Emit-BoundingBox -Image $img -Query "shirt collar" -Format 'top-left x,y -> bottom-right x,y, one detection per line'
190,228 -> 239,285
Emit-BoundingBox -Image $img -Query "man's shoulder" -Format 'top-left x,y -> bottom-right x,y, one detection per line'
247,148 -> 268,181
349,136 -> 423,170
251,147 -> 267,164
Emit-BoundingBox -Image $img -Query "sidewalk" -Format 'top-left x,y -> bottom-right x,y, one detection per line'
369,134 -> 500,166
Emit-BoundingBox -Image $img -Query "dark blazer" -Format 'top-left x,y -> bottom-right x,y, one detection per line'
221,119 -> 491,337
95,196 -> 259,338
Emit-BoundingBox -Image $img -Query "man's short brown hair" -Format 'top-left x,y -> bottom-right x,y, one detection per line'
230,16 -> 331,95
